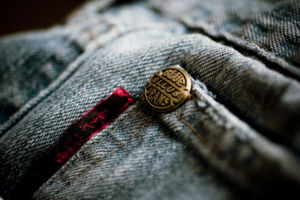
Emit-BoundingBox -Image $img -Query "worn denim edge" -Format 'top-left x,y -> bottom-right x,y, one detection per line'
149,5 -> 300,79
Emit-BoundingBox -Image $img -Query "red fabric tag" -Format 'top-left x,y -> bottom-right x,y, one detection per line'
12,87 -> 134,199
54,87 -> 134,165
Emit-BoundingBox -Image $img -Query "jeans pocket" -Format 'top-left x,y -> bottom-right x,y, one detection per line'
159,77 -> 300,198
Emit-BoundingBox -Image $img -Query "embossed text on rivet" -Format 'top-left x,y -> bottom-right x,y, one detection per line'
144,65 -> 192,112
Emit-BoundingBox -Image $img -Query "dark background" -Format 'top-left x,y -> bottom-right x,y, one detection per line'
0,0 -> 87,36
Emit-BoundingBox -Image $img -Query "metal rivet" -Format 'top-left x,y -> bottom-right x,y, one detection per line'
144,65 -> 192,112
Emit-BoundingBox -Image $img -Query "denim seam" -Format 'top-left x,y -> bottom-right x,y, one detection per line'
149,6 -> 300,78
209,30 -> 300,78
189,26 -> 300,78
174,89 -> 234,160
48,117 -> 152,200
149,1 -> 300,77
167,80 -> 300,195
82,28 -> 102,49
174,108 -> 240,171
48,105 -> 140,179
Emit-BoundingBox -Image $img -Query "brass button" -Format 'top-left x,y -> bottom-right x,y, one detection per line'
144,65 -> 192,112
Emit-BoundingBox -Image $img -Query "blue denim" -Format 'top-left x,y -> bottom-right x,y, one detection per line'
0,0 -> 300,199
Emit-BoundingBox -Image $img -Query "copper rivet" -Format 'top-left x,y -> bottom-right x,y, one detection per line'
144,65 -> 192,112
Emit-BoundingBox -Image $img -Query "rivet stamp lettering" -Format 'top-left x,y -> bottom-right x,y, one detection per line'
144,66 -> 192,112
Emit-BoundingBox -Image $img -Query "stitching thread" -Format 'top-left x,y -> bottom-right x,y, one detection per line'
48,112 -> 152,200
174,109 -> 222,155
174,105 -> 239,170
48,104 -> 139,183
82,28 -> 102,48
174,111 -> 208,144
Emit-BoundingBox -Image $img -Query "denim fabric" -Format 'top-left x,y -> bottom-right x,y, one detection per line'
1,0 -> 300,199
0,28 -> 83,125
33,101 -> 239,200
183,43 -> 300,153
149,0 -> 300,152
149,0 -> 300,78
160,79 -> 300,198
0,0 -> 116,128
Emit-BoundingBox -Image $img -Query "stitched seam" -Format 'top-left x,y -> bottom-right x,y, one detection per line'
50,105 -> 139,176
175,92 -> 227,151
82,28 -> 102,48
174,112 -> 208,145
49,118 -> 151,200
190,90 -> 226,126
78,104 -> 139,154
174,111 -> 227,163
174,102 -> 241,170
185,21 -> 300,78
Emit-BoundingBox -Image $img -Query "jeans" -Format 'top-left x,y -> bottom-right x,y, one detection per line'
0,0 -> 300,199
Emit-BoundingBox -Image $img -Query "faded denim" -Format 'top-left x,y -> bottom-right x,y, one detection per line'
0,0 -> 300,199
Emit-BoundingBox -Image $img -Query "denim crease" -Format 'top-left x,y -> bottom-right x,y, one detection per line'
149,0 -> 300,77
160,79 -> 300,197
